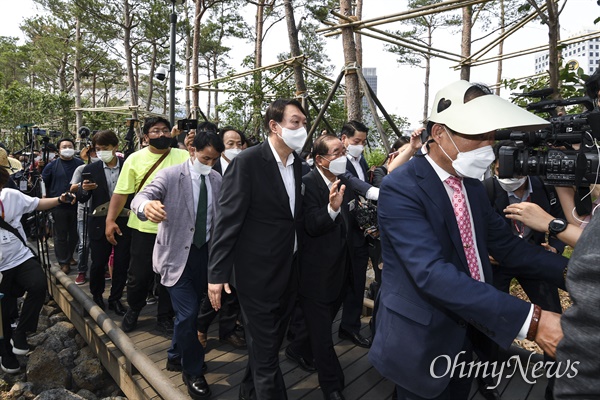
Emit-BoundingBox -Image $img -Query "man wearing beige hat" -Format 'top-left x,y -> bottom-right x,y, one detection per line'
370,81 -> 569,400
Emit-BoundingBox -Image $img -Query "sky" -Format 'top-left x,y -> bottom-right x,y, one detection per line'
2,0 -> 599,130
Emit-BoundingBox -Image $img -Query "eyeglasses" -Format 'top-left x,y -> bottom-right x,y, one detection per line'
322,148 -> 347,158
148,128 -> 171,136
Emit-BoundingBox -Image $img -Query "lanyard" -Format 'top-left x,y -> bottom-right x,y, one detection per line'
512,195 -> 531,238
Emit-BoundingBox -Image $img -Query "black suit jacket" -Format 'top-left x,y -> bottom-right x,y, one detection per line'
212,159 -> 224,176
208,141 -> 304,300
300,168 -> 353,302
76,159 -> 130,241
345,156 -> 369,181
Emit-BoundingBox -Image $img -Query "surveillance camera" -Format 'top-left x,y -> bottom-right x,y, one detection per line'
155,66 -> 167,81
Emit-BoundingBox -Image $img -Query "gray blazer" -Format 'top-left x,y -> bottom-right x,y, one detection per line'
555,211 -> 600,398
131,160 -> 222,287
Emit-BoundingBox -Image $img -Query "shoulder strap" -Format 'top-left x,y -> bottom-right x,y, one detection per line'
0,216 -> 28,247
136,149 -> 171,193
482,177 -> 496,204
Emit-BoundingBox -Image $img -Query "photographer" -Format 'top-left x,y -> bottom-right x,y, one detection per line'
41,138 -> 84,273
0,166 -> 74,373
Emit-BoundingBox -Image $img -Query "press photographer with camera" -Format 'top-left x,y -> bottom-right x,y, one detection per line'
0,166 -> 74,374
41,138 -> 84,274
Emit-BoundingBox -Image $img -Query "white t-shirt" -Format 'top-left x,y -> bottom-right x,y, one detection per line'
0,188 -> 40,271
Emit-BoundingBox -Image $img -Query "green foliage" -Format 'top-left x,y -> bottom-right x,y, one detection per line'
363,147 -> 387,168
502,62 -> 590,114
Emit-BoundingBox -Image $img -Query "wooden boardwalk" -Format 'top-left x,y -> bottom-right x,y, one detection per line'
61,267 -> 549,400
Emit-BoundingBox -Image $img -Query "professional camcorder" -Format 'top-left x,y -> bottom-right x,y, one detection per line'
497,85 -> 600,188
177,119 -> 198,133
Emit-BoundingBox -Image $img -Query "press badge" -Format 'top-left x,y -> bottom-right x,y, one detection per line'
0,229 -> 11,244
19,180 -> 27,191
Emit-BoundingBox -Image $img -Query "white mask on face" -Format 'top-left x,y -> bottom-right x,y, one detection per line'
306,158 -> 314,167
192,158 -> 212,176
90,157 -> 100,163
323,156 -> 347,176
439,127 -> 495,179
276,123 -> 307,153
60,148 -> 75,158
97,150 -> 115,163
497,177 -> 527,192
223,148 -> 241,161
346,144 -> 364,158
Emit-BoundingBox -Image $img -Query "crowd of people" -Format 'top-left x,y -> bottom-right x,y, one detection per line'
0,79 -> 598,400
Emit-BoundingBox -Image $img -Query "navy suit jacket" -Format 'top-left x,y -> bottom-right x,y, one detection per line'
369,155 -> 567,398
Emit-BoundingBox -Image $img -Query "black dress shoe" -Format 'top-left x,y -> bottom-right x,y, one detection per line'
121,309 -> 140,333
328,390 -> 346,400
182,372 -> 211,399
285,346 -> 316,372
92,295 -> 106,310
220,332 -> 247,349
338,329 -> 372,348
108,300 -> 127,316
477,377 -> 501,400
155,318 -> 174,337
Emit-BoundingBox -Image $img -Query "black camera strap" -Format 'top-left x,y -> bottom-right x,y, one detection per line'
574,150 -> 593,216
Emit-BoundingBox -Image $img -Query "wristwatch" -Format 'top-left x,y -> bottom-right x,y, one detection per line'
548,218 -> 567,237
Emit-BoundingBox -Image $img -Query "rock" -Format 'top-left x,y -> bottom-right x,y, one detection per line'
33,388 -> 86,400
8,381 -> 35,398
49,312 -> 69,325
72,359 -> 106,392
45,320 -> 77,339
58,348 -> 76,369
26,347 -> 70,391
76,388 -> 99,400
75,347 -> 96,365
36,315 -> 50,332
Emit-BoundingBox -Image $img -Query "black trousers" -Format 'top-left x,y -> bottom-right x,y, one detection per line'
89,219 -> 131,301
340,242 -> 369,333
0,257 -> 47,356
237,258 -> 298,400
300,294 -> 345,396
126,230 -> 172,320
197,286 -> 240,338
51,207 -> 78,265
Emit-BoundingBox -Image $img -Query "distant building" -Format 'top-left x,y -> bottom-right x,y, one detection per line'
534,31 -> 600,75
362,68 -> 378,128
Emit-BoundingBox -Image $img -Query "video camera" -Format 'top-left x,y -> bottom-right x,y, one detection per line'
177,119 -> 198,133
497,88 -> 600,188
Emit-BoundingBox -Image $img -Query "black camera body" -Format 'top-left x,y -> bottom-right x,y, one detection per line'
497,99 -> 600,187
177,119 -> 198,132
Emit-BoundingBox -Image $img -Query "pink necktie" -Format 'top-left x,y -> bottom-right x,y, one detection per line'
445,176 -> 481,281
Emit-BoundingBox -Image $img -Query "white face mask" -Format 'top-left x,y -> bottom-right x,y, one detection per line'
306,158 -> 314,167
497,177 -> 527,192
323,156 -> 347,176
439,127 -> 495,179
192,158 -> 213,176
97,150 -> 115,163
223,148 -> 241,161
90,157 -> 100,163
277,123 -> 307,153
346,144 -> 364,158
60,148 -> 75,158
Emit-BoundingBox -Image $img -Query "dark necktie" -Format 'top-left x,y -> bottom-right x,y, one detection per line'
193,175 -> 207,248
445,176 -> 481,281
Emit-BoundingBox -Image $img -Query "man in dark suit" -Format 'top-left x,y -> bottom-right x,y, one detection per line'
299,135 -> 357,400
338,120 -> 376,347
208,99 -> 306,400
130,131 -> 223,400
370,80 -> 568,400
77,131 -> 130,315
